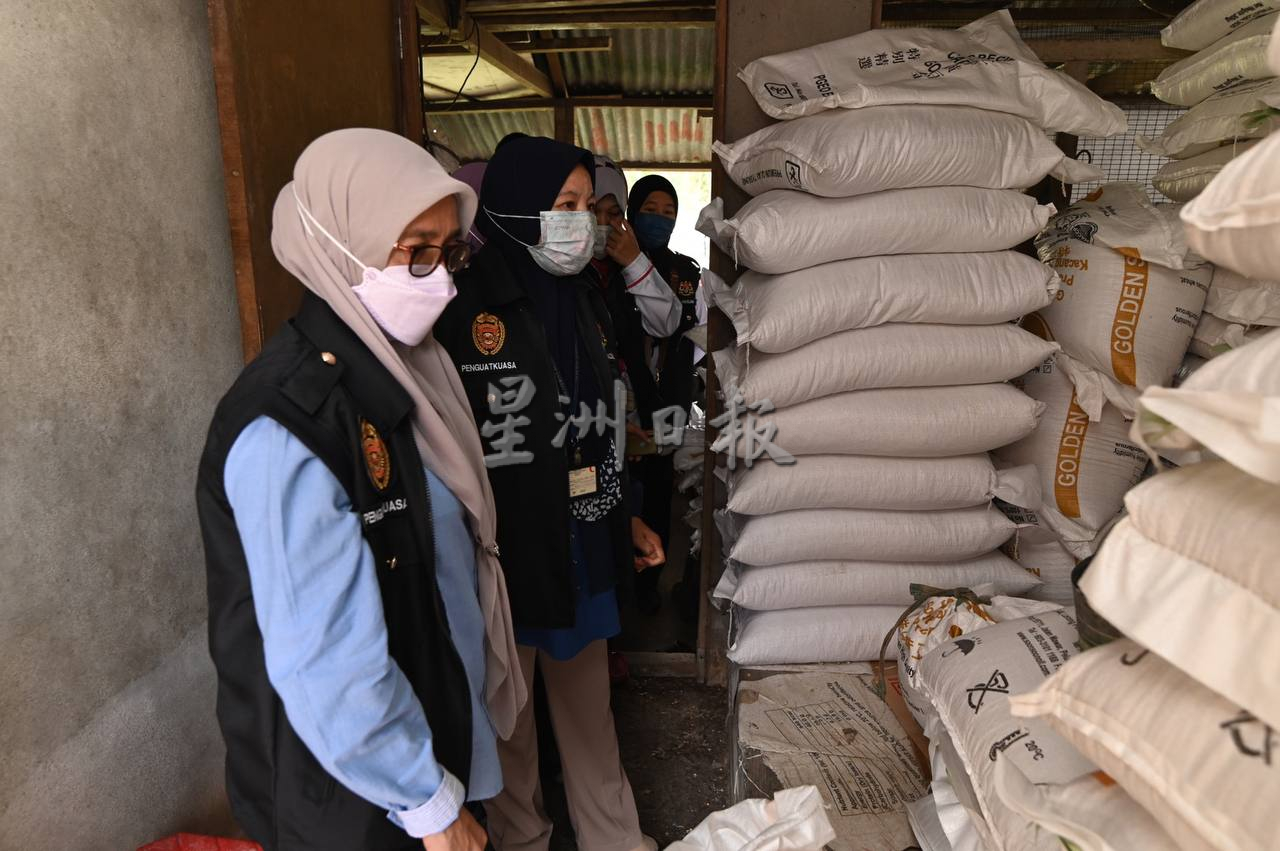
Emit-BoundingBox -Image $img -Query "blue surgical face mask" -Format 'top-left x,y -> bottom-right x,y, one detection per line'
633,212 -> 676,251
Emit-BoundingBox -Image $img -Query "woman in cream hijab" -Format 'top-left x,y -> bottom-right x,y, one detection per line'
197,128 -> 523,851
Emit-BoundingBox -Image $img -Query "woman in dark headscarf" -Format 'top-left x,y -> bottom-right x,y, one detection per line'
433,134 -> 662,851
626,175 -> 704,616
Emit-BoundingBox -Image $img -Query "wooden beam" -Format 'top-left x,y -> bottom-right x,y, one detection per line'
1029,37 -> 1190,63
424,34 -> 612,54
469,0 -> 691,10
617,160 -> 710,170
396,0 -> 426,145
476,9 -> 716,31
424,95 -> 713,112
882,3 -> 1166,22
543,34 -> 570,98
416,0 -> 552,97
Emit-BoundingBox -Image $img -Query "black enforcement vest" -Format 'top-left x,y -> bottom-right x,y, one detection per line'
435,248 -> 634,630
195,294 -> 472,851
652,248 -> 702,411
587,258 -> 664,428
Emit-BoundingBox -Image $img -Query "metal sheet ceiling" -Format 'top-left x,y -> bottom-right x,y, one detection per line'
426,109 -> 554,162
559,27 -> 714,95
577,106 -> 711,163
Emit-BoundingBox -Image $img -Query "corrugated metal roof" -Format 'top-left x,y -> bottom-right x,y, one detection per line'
426,109 -> 554,161
559,28 -> 714,95
577,107 -> 711,163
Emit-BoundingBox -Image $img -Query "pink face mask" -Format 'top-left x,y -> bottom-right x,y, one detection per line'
295,188 -> 457,346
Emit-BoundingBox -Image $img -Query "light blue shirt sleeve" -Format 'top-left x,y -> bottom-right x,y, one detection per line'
223,416 -> 462,838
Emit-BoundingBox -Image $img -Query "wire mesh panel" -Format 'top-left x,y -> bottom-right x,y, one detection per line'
1071,104 -> 1188,202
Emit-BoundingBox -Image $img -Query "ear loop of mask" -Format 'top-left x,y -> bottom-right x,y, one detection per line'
293,185 -> 371,272
483,206 -> 539,248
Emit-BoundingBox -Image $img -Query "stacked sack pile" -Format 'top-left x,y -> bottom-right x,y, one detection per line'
694,11 -> 1129,666
1145,1 -> 1280,362
994,184 -> 1215,602
889,128 -> 1280,851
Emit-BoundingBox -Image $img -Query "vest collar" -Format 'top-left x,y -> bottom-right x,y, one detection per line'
292,293 -> 415,433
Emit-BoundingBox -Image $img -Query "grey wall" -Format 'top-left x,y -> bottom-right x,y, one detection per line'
0,0 -> 243,846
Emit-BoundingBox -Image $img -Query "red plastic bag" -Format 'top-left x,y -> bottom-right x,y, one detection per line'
138,835 -> 262,851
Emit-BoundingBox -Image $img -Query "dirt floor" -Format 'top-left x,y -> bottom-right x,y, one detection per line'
545,676 -> 731,849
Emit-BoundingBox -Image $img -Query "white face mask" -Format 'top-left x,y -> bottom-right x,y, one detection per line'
486,207 -> 596,276
592,223 -> 612,260
294,187 -> 456,346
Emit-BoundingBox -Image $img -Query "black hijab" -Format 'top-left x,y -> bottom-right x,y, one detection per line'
478,133 -> 597,404
626,174 -> 679,222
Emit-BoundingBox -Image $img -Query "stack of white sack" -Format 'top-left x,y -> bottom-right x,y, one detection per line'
1142,7 -> 1280,192
699,13 -> 1130,667
1180,117 -> 1280,359
990,185 -> 1212,592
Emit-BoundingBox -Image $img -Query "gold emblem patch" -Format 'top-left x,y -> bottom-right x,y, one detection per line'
677,279 -> 696,298
360,418 -> 391,491
472,312 -> 506,356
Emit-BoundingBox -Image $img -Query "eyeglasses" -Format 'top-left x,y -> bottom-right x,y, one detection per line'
393,240 -> 472,277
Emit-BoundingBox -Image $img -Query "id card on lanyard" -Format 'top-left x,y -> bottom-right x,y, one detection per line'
552,338 -> 598,497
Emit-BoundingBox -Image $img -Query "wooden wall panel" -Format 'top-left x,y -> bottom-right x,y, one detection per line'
208,0 -> 405,361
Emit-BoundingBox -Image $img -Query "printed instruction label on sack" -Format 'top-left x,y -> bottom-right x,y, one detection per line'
569,466 -> 598,498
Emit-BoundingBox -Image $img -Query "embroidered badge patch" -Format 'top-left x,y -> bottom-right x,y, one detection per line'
360,418 -> 391,491
472,312 -> 506,356
677,279 -> 696,298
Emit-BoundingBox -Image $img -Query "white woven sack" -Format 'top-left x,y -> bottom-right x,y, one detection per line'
696,189 -> 1053,275
727,605 -> 903,665
1205,266 -> 1280,323
1272,10 -> 1280,71
714,324 -> 1059,408
667,786 -> 836,851
1002,526 -> 1078,607
726,454 -> 1040,515
993,760 -> 1181,851
918,611 -> 1095,851
996,362 -> 1148,557
897,595 -> 1063,729
1134,330 -> 1280,481
716,554 -> 1042,611
729,506 -> 1019,567
1162,0 -> 1280,50
1080,461 -> 1280,732
1035,182 -> 1197,269
1188,310 -> 1265,356
707,252 -> 1059,354
1182,128 -> 1280,279
738,11 -> 1125,136
1138,76 -> 1280,158
713,384 -> 1045,459
1011,640 -> 1280,851
1152,140 -> 1258,201
1152,13 -> 1279,106
713,105 -> 1102,198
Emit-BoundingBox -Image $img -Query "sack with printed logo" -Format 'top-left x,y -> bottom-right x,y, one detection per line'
1078,461 -> 1280,731
1011,639 -> 1280,851
706,252 -> 1059,354
697,188 -> 1053,276
713,384 -> 1045,459
1152,140 -> 1258,201
1036,183 -> 1198,269
713,323 -> 1059,408
916,610 -> 1095,851
995,361 -> 1148,558
1182,127 -> 1280,280
715,553 -> 1042,611
726,454 -> 1039,515
1139,77 -> 1280,158
1205,266 -> 1280,323
727,604 -> 904,665
1032,189 -> 1213,417
739,11 -> 1125,136
1162,0 -> 1280,50
1152,13 -> 1279,106
728,506 -> 1019,567
713,105 -> 1101,198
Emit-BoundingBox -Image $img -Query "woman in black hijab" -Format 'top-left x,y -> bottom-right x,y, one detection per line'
434,134 -> 661,851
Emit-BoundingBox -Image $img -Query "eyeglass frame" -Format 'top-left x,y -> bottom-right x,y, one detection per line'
392,240 -> 472,277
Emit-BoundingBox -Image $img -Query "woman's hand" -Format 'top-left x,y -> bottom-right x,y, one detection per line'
422,808 -> 487,851
631,517 -> 665,572
606,218 -> 642,266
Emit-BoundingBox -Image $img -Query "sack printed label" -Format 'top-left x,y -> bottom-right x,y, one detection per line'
1053,392 -> 1091,519
361,418 -> 391,491
967,669 -> 1010,713
1110,248 -> 1149,385
472,312 -> 507,356
764,82 -> 794,100
785,159 -> 803,189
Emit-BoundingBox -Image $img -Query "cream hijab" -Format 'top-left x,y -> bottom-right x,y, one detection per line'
270,128 -> 525,737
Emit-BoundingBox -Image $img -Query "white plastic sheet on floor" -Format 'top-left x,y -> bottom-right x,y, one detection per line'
665,786 -> 835,851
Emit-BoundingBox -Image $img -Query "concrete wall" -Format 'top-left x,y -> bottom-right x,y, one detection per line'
0,0 -> 243,846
